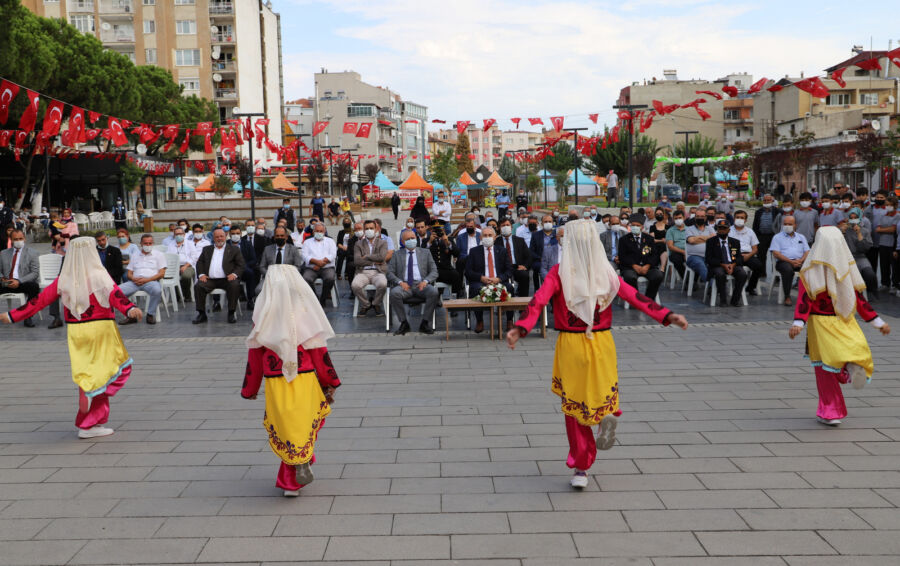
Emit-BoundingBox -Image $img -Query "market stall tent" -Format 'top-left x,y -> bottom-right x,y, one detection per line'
398,170 -> 433,190
458,171 -> 477,186
485,170 -> 512,188
194,174 -> 215,192
272,172 -> 298,191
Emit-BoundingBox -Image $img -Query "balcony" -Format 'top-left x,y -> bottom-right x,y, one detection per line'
69,1 -> 94,12
212,60 -> 236,73
100,29 -> 135,43
99,0 -> 133,15
211,32 -> 234,44
378,136 -> 397,147
209,2 -> 234,15
215,88 -> 237,100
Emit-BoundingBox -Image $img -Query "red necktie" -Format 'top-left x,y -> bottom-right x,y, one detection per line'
487,248 -> 495,278
505,238 -> 512,264
8,250 -> 18,279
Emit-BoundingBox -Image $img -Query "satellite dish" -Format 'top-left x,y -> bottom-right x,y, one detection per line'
211,47 -> 221,59
101,22 -> 111,30
872,120 -> 881,131
136,144 -> 147,155
210,25 -> 219,34
889,95 -> 896,104
212,73 -> 222,82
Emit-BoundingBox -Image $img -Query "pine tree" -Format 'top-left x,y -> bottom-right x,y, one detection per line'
455,132 -> 475,175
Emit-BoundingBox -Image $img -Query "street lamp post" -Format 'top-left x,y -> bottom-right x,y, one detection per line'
563,128 -> 588,206
675,130 -> 699,196
320,145 -> 340,200
612,104 -> 648,208
293,133 -> 311,213
232,108 -> 265,218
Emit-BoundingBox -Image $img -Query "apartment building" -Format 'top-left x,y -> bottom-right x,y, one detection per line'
24,0 -> 284,159
313,70 -> 428,181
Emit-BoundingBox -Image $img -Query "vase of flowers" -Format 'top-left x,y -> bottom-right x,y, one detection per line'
478,283 -> 509,303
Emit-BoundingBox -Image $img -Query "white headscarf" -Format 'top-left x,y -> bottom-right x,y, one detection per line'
559,219 -> 620,337
57,236 -> 116,320
800,226 -> 866,321
246,264 -> 335,382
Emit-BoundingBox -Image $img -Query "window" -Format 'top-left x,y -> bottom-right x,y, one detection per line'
43,0 -> 60,3
175,20 -> 196,34
826,93 -> 851,106
724,110 -> 739,120
860,93 -> 879,105
144,48 -> 157,64
179,78 -> 201,92
174,0 -> 195,4
175,49 -> 201,66
70,15 -> 94,33
143,0 -> 155,4
347,105 -> 375,118
72,0 -> 93,9
143,20 -> 155,33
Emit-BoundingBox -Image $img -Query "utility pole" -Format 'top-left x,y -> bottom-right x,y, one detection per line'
320,145 -> 339,201
563,128 -> 588,206
675,130 -> 699,195
293,133 -> 311,213
612,104 -> 648,208
232,109 -> 265,218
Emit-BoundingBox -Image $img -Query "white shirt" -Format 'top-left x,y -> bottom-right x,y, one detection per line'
10,249 -> 20,280
728,226 -> 760,254
381,233 -> 395,251
187,237 -> 209,265
291,230 -> 305,248
130,249 -> 166,279
207,245 -> 226,279
433,201 -> 452,222
515,224 -> 533,247
167,241 -> 193,266
301,236 -> 337,267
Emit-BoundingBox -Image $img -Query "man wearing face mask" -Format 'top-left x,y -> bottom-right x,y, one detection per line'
684,212 -> 716,284
529,215 -> 557,288
872,195 -> 899,291
496,190 -> 511,221
244,220 -> 269,261
540,225 -> 564,279
515,214 -> 539,248
301,223 -> 337,307
94,231 -> 124,285
716,193 -> 735,221
274,199 -> 295,230
665,210 -> 688,279
166,226 -> 196,301
161,223 -> 178,248
187,223 -> 210,261
515,189 -> 529,213
258,226 -> 304,283
432,192 -> 452,233
193,228 -> 245,323
455,216 -> 482,281
770,216 -> 810,306
0,229 -> 40,327
753,194 -> 780,274
231,228 -> 257,309
465,226 -> 513,333
111,197 -> 128,231
119,234 -> 166,325
599,215 -> 625,265
498,218 -> 532,323
838,215 -> 877,296
817,195 -> 844,228
387,229 -> 439,335
619,215 -> 664,300
351,220 -> 389,316
706,219 -> 747,307
310,192 -> 326,222
729,210 -> 764,295
335,218 -> 355,280
791,192 -> 820,245
606,169 -> 618,207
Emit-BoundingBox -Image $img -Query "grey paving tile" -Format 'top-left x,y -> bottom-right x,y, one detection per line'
197,536 -> 329,562
623,509 -> 749,532
390,477 -> 494,494
155,515 -> 279,538
737,508 -> 872,530
764,488 -> 894,508
0,541 -> 86,566
35,517 -> 164,540
508,510 -> 627,533
70,538 -> 207,564
697,531 -> 836,556
392,512 -> 510,535
573,532 -> 706,557
818,530 -> 900,555
107,497 -> 226,517
324,535 -> 450,560
0,518 -> 51,540
657,489 -> 778,509
274,514 -> 393,536
451,533 -> 577,559
697,472 -> 811,489
330,494 -> 440,514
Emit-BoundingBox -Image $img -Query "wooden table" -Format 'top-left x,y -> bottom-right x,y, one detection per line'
494,297 -> 547,340
442,298 -> 495,340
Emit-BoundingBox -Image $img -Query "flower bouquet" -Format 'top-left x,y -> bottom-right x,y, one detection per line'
478,283 -> 509,303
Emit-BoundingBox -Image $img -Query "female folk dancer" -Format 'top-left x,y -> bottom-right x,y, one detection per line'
507,220 -> 688,489
241,264 -> 341,496
788,226 -> 891,425
0,237 -> 142,438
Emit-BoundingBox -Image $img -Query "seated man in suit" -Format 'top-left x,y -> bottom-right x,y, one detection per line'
599,215 -> 625,266
230,229 -> 257,309
424,221 -> 461,299
497,218 -> 532,330
455,215 -> 482,281
618,215 -> 664,300
387,229 -> 439,335
0,229 -> 40,327
529,214 -> 557,291
464,226 -> 513,333
257,225 -> 304,291
540,225 -> 564,280
705,219 -> 747,307
193,228 -> 245,324
351,220 -> 389,316
94,231 -> 123,286
301,222 -> 337,307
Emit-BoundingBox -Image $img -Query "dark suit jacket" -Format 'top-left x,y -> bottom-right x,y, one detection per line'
386,247 -> 439,287
705,236 -> 744,268
258,243 -> 304,276
753,206 -> 779,235
234,239 -> 256,275
465,244 -> 514,286
455,231 -> 481,260
196,243 -> 245,279
99,245 -> 124,283
528,231 -> 555,270
619,233 -> 660,269
244,233 -> 269,260
497,235 -> 531,269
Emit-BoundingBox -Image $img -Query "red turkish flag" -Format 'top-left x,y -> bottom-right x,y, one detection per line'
510,117 -> 521,128
456,121 -> 470,135
793,77 -> 829,99
105,117 -> 129,146
356,123 -> 372,138
343,122 -> 358,134
856,57 -> 882,71
483,118 -> 496,131
767,84 -> 784,92
312,121 -> 329,136
830,68 -> 847,88
0,130 -> 10,148
617,110 -> 632,121
696,90 -> 723,100
179,129 -> 191,153
695,107 -> 711,121
550,116 -> 564,131
722,85 -> 738,98
88,111 -> 100,123
0,80 -> 19,125
253,118 -> 269,149
588,113 -> 598,124
747,77 -> 768,94
85,128 -> 100,141
18,90 -> 40,133
468,154 -> 476,160
378,119 -> 392,126
67,106 -> 86,144
432,119 -> 446,124
528,118 -> 544,126
42,100 -> 65,136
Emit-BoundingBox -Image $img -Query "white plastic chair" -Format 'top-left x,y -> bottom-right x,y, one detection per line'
314,279 -> 340,307
38,254 -> 62,289
88,212 -> 102,230
100,211 -> 115,228
161,254 -> 183,311
664,262 -> 682,289
153,245 -> 168,253
352,283 -> 390,331
73,213 -> 90,229
129,290 -> 161,321
0,293 -> 42,320
207,289 -> 241,316
681,264 -> 698,297
703,270 -> 750,307
765,251 -> 799,303
624,276 -> 660,310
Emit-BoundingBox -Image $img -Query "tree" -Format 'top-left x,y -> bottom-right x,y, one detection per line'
855,132 -> 888,194
364,163 -> 379,183
120,160 -> 146,194
555,170 -> 572,207
543,141 -> 576,173
524,173 -> 542,204
333,160 -> 352,197
455,132 -> 474,175
213,175 -> 234,198
428,147 -> 458,188
306,155 -> 326,193
782,131 -> 817,198
669,135 -> 721,188
498,155 -> 516,186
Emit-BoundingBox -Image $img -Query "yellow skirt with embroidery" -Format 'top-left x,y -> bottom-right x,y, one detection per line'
807,315 -> 874,377
552,331 -> 619,427
67,319 -> 132,397
263,370 -> 332,465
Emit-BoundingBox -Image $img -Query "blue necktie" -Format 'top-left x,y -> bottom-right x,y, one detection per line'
407,250 -> 414,285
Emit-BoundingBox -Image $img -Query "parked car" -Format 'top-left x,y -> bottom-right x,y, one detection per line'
659,184 -> 683,202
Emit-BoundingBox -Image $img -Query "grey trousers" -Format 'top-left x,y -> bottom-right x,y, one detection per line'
389,283 -> 439,323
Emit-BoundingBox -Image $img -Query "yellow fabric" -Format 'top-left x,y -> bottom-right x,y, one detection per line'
807,314 -> 874,377
67,319 -> 131,396
552,331 -> 619,426
263,370 -> 331,465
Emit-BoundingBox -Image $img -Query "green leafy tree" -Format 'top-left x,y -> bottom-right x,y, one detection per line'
524,173 -> 542,204
555,170 -> 572,207
428,147 -> 458,188
498,155 -> 516,185
213,175 -> 234,198
782,131 -> 817,197
543,141 -> 576,173
455,132 -> 474,175
120,160 -> 146,193
669,135 -> 721,188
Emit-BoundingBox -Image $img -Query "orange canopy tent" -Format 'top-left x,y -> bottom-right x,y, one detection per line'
272,172 -> 297,191
194,174 -> 215,192
398,170 -> 433,190
458,171 -> 477,186
485,170 -> 511,187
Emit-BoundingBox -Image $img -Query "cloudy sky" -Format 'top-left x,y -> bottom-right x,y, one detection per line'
278,0 -> 899,131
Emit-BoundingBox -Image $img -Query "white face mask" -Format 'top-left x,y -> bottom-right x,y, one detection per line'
849,218 -> 861,225
674,218 -> 684,227
734,219 -> 745,228
141,245 -> 153,253
783,225 -> 794,234
840,202 -> 851,209
482,236 -> 495,247
630,226 -> 641,235
364,229 -> 376,239
194,232 -> 204,240
230,234 -> 241,243
406,222 -> 415,228
12,240 -> 24,250
255,228 -> 264,236
543,222 -> 554,231
500,225 -> 512,236
354,230 -> 364,238
763,202 -> 774,208
783,206 -> 793,212
887,206 -> 895,212
314,232 -> 325,241
822,202 -> 832,209
800,201 -> 811,208
582,210 -> 591,218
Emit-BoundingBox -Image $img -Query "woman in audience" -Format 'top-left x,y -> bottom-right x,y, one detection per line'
116,227 -> 139,282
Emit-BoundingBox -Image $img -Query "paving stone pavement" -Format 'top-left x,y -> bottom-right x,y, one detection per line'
1,317 -> 900,564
